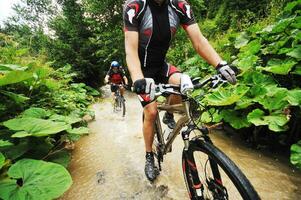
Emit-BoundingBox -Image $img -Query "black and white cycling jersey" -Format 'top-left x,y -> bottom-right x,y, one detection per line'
123,0 -> 196,70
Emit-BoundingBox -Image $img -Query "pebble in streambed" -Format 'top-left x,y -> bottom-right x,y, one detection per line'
96,171 -> 106,185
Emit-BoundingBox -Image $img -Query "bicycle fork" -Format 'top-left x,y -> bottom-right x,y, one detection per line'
182,126 -> 205,198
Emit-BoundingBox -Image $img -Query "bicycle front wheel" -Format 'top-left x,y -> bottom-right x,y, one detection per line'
182,138 -> 260,200
121,96 -> 126,117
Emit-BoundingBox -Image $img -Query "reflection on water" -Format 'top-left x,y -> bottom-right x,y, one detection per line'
60,88 -> 301,200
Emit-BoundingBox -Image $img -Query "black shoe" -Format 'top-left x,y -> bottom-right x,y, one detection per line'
163,112 -> 176,129
145,152 -> 157,181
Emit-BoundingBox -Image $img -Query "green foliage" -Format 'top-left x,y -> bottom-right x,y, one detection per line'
203,85 -> 249,106
21,107 -> 51,119
0,152 -> 5,169
220,109 -> 251,129
3,117 -> 69,138
167,0 -> 301,169
0,32 -> 97,196
0,159 -> 72,200
247,109 -> 289,132
291,141 -> 301,169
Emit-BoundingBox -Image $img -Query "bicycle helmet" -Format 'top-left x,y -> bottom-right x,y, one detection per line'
111,61 -> 120,68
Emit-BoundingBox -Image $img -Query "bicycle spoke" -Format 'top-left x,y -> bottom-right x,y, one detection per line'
192,151 -> 242,200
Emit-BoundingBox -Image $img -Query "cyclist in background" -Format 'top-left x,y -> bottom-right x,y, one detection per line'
105,61 -> 129,99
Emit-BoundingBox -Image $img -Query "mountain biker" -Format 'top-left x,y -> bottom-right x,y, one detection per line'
123,0 -> 236,181
104,61 -> 129,98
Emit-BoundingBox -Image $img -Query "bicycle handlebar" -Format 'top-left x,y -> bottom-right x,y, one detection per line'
155,74 -> 227,97
193,74 -> 227,89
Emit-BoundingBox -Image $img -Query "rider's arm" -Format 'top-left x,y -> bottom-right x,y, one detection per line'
104,74 -> 110,84
123,76 -> 129,85
123,1 -> 144,83
185,24 -> 222,68
124,30 -> 144,83
174,0 -> 222,68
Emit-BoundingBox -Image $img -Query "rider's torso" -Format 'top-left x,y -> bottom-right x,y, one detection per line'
138,0 -> 172,69
109,72 -> 124,84
139,0 -> 180,68
124,0 -> 195,70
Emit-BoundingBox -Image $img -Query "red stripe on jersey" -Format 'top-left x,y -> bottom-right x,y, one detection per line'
128,3 -> 139,14
178,2 -> 186,13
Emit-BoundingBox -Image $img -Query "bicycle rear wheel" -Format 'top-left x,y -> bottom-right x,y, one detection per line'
182,137 -> 260,200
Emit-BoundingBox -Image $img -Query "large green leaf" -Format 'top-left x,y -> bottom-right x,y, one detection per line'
0,140 -> 14,148
247,109 -> 289,132
287,89 -> 301,106
287,46 -> 301,60
0,159 -> 72,200
239,39 -> 261,57
235,97 -> 254,110
264,115 -> 289,132
234,32 -> 250,49
254,86 -> 289,111
200,108 -> 223,123
22,107 -> 51,119
49,114 -> 82,125
1,139 -> 30,160
0,90 -> 30,104
204,85 -> 249,106
291,141 -> 301,169
0,152 -> 5,169
0,70 -> 34,86
233,55 -> 258,71
249,84 -> 268,98
220,109 -> 251,129
247,109 -> 267,126
257,59 -> 297,75
0,64 -> 28,74
3,117 -> 69,137
242,71 -> 275,86
271,17 -> 295,33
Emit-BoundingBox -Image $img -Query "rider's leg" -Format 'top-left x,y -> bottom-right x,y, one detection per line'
111,92 -> 116,99
163,73 -> 182,128
168,73 -> 182,103
142,101 -> 158,181
120,86 -> 125,97
143,101 -> 157,152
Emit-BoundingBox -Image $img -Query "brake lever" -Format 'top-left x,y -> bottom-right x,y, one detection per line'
155,84 -> 181,96
211,74 -> 227,88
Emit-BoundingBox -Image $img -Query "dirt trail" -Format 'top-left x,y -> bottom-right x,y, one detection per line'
60,88 -> 301,200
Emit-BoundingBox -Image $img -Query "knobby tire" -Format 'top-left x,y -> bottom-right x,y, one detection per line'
182,138 -> 260,200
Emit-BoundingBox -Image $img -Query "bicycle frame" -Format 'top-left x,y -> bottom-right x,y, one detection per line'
154,74 -> 227,155
156,100 -> 192,155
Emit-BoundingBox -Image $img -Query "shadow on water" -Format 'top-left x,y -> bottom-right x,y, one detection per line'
60,86 -> 301,200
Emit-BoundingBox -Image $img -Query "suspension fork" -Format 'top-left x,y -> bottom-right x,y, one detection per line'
182,126 -> 204,196
199,128 -> 223,187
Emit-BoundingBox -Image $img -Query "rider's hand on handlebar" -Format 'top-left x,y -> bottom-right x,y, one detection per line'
216,61 -> 237,85
133,78 -> 156,101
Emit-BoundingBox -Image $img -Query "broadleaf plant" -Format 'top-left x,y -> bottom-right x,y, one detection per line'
0,159 -> 72,200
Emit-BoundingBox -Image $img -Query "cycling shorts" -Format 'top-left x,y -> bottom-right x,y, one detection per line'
138,62 -> 180,107
110,84 -> 119,93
